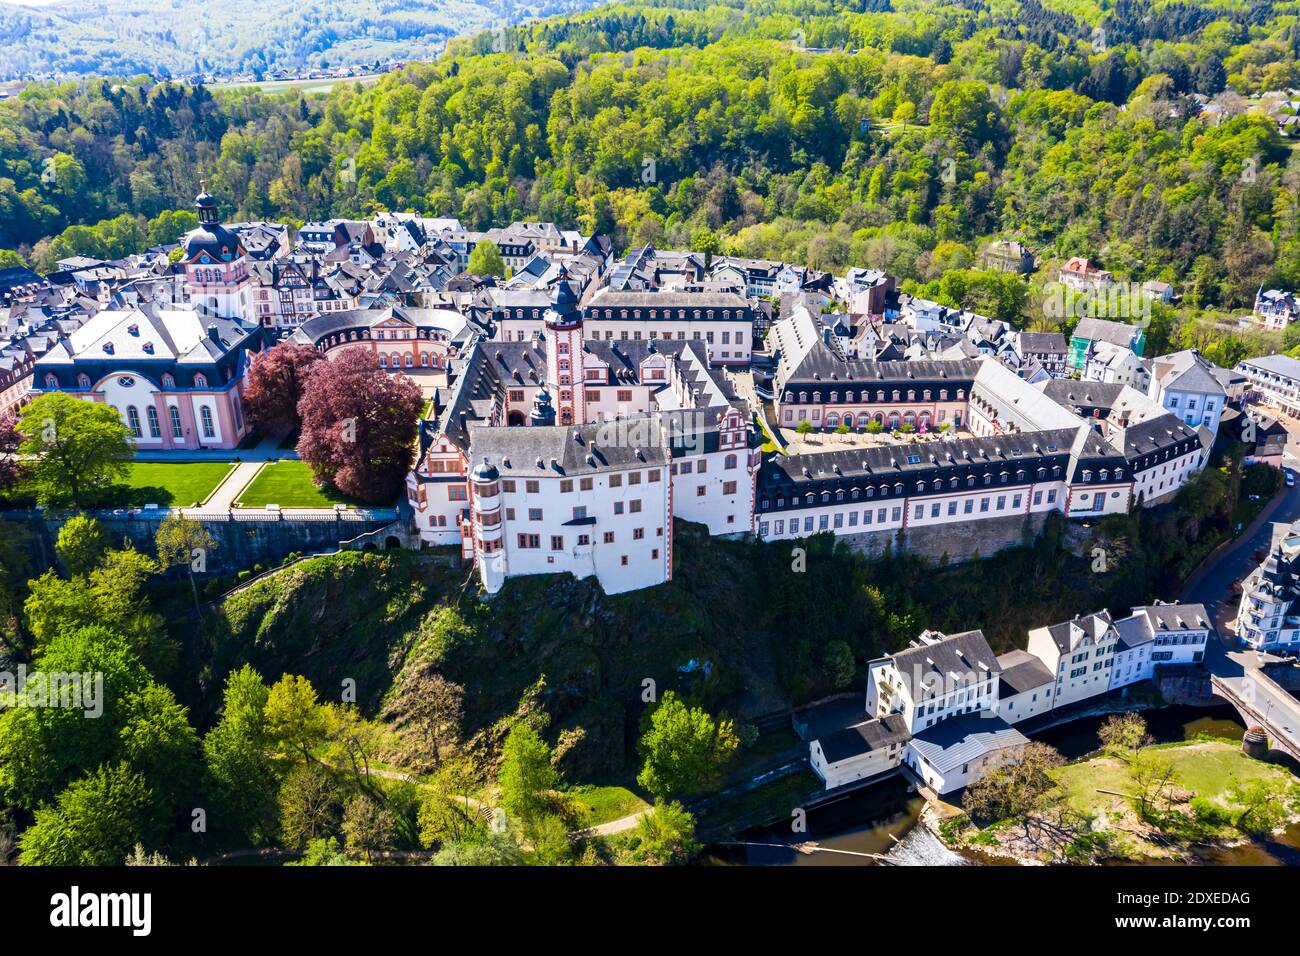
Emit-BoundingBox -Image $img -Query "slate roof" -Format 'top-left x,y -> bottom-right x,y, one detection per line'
1131,603 -> 1212,633
467,419 -> 670,478
909,714 -> 1028,775
1041,611 -> 1116,654
890,630 -> 1001,689
817,714 -> 910,764
1072,317 -> 1142,348
995,650 -> 1055,697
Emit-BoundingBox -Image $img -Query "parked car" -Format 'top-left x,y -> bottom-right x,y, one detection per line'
1287,470 -> 1295,487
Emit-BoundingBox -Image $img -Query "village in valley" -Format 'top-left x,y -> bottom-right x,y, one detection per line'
5,186 -> 1300,870
3,2 -> 1300,909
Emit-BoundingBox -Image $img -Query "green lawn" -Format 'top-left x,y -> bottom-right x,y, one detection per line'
568,785 -> 650,828
235,461 -> 359,509
120,461 -> 236,507
1052,740 -> 1290,815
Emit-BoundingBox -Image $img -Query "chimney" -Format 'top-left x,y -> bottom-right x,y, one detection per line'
207,322 -> 221,344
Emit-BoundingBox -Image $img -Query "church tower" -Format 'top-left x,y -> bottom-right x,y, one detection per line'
181,181 -> 251,321
544,264 -> 584,426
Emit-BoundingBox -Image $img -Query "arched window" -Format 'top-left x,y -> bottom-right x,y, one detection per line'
126,406 -> 142,437
200,406 -> 215,439
44,374 -> 57,389
378,354 -> 388,368
194,373 -> 208,388
77,374 -> 91,389
146,406 -> 160,438
169,406 -> 183,439
724,454 -> 737,470
161,373 -> 175,389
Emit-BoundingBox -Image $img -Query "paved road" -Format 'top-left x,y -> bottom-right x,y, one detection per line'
1178,463 -> 1300,757
1181,479 -> 1300,635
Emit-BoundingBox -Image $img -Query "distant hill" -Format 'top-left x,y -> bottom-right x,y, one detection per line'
0,0 -> 603,79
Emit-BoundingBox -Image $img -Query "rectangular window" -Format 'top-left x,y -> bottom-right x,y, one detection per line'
528,508 -> 542,521
525,480 -> 539,494
550,535 -> 564,550
722,481 -> 737,495
517,534 -> 539,549
603,532 -> 614,544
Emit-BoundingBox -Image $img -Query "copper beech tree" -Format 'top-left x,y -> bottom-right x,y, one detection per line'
242,342 -> 325,437
295,349 -> 423,503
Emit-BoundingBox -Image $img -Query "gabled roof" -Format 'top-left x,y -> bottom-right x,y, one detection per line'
909,714 -> 1028,775
817,714 -> 910,764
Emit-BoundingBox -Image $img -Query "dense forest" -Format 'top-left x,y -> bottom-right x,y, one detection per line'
1,0 -> 1297,328
0,0 -> 604,80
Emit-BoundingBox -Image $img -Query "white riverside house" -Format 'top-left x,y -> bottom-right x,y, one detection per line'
1027,612 -> 1119,709
810,603 -> 1213,794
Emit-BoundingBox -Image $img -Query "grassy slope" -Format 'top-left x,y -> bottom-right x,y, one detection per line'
1053,740 -> 1290,815
185,522 -> 879,780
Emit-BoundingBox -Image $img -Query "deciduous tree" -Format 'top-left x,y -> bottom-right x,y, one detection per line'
243,342 -> 324,436
296,349 -> 422,503
636,692 -> 739,799
16,393 -> 133,507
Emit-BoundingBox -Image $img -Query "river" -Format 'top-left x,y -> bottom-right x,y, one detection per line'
703,704 -> 1300,866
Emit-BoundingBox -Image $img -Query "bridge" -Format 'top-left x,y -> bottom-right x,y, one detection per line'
1209,664 -> 1300,763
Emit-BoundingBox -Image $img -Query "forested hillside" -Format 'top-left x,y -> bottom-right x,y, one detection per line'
1,0 -> 1298,317
0,0 -> 603,79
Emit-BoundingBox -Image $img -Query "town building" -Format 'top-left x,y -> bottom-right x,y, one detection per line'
812,601 -> 1213,793
1027,612 -> 1119,709
1254,288 -> 1300,331
180,187 -> 253,321
1237,531 -> 1300,651
290,306 -> 470,371
1237,353 -> 1300,418
32,304 -> 262,450
1058,257 -> 1114,293
1147,348 -> 1226,441
580,289 -> 755,366
1068,317 -> 1146,370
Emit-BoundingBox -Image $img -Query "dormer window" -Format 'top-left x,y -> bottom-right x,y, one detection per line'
103,342 -> 114,355
77,374 -> 91,389
142,342 -> 154,354
194,373 -> 208,388
162,374 -> 175,388
127,324 -> 139,336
